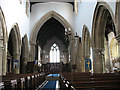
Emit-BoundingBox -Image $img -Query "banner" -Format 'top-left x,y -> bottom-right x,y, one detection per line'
85,59 -> 91,71
13,60 -> 19,68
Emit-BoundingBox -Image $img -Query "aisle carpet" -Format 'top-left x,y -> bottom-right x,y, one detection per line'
42,81 -> 56,90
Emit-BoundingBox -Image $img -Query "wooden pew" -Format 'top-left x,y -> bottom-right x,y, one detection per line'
60,72 -> 120,90
2,73 -> 45,89
0,82 -> 4,90
3,79 -> 17,90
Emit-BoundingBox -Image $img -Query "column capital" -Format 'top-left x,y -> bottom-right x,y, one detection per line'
30,41 -> 36,46
13,52 -> 21,60
83,54 -> 90,59
0,46 -> 4,51
93,48 -> 104,55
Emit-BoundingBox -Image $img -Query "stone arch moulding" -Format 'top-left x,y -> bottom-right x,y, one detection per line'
12,23 -> 21,54
115,1 -> 120,37
91,2 -> 116,73
30,11 -> 74,45
9,23 -> 21,60
0,6 -> 8,76
30,11 -> 74,62
92,2 -> 116,48
82,25 -> 90,59
8,23 -> 21,74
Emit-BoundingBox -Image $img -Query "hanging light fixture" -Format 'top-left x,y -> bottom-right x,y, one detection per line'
75,32 -> 78,47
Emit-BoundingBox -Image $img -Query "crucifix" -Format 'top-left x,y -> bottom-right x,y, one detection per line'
87,62 -> 90,68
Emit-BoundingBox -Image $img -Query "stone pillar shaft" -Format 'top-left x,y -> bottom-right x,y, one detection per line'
13,52 -> 20,74
0,48 -> 3,76
104,41 -> 113,72
93,48 -> 105,73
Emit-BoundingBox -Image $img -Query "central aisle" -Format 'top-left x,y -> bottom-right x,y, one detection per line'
37,74 -> 60,90
42,80 -> 59,90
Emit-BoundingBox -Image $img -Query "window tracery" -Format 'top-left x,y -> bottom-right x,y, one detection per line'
50,43 -> 60,63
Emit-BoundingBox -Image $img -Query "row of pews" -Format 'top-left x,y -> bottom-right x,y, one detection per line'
60,72 -> 120,90
0,73 -> 45,90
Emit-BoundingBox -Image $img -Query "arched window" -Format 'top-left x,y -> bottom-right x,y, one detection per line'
50,43 -> 60,63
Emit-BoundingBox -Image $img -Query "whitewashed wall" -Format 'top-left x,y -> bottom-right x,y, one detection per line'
74,1 -> 97,37
0,0 -> 116,45
0,0 -> 30,38
75,0 -> 116,37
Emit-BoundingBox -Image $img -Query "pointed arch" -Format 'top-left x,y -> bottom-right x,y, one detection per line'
0,6 -> 8,75
91,2 -> 116,73
8,23 -> 21,74
9,23 -> 21,56
30,11 -> 74,45
30,11 -> 74,62
92,2 -> 116,48
82,25 -> 90,59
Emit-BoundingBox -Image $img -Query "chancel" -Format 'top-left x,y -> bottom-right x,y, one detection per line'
0,0 -> 120,89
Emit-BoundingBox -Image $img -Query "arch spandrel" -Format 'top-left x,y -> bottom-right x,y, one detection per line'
92,2 -> 116,49
30,11 -> 74,62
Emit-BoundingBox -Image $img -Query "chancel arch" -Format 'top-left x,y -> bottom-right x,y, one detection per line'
92,2 -> 116,73
0,7 -> 7,76
7,23 -> 21,74
82,25 -> 91,72
30,11 -> 74,61
82,25 -> 90,59
29,11 -> 74,73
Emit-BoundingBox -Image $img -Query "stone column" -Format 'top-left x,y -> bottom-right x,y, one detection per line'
93,48 -> 105,73
104,40 -> 113,72
0,46 -> 3,76
2,45 -> 7,75
22,56 -> 28,73
116,35 -> 120,69
9,59 -> 12,73
28,43 -> 36,73
78,41 -> 85,72
30,44 -> 35,62
71,40 -> 75,65
116,1 -> 120,62
115,2 -> 120,36
13,52 -> 20,74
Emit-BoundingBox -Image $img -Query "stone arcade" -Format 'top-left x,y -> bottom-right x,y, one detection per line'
0,0 -> 120,89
